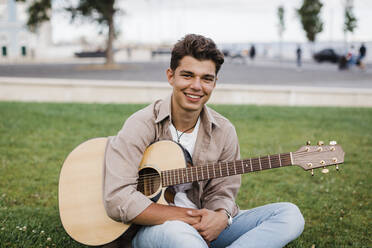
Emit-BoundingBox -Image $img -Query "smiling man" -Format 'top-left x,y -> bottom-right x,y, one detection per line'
103,34 -> 304,248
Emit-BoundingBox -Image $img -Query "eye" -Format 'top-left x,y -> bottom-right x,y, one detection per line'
202,77 -> 214,83
182,74 -> 192,79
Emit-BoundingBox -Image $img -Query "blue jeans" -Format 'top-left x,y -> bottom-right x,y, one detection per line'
132,202 -> 305,248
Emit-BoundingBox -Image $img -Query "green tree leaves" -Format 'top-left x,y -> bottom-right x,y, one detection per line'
296,0 -> 324,43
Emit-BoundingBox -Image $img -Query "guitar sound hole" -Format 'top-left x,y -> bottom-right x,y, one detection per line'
138,167 -> 161,196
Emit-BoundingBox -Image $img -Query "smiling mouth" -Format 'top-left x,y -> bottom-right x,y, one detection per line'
185,93 -> 202,99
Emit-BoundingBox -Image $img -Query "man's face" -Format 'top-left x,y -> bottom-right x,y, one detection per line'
167,56 -> 217,114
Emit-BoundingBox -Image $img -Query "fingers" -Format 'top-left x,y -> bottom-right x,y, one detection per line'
186,209 -> 204,217
199,231 -> 213,243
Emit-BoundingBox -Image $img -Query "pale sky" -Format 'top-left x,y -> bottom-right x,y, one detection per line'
51,0 -> 372,44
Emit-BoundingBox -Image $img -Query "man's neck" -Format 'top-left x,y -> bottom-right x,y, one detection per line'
171,108 -> 201,133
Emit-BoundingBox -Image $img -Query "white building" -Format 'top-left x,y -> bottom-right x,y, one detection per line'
0,0 -> 55,62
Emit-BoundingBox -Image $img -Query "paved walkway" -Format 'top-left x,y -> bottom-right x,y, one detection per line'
1,76 -> 371,107
0,60 -> 371,88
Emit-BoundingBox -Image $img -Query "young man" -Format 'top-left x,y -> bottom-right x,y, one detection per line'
103,34 -> 304,248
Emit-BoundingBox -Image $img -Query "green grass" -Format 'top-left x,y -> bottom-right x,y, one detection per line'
0,102 -> 371,247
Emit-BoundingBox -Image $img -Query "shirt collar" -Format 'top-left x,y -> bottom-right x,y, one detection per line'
155,94 -> 172,124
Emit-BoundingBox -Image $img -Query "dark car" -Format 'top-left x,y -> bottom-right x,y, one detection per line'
74,49 -> 118,58
313,48 -> 341,63
74,50 -> 106,58
151,48 -> 171,58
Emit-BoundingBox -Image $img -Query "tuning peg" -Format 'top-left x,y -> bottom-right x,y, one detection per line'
321,167 -> 329,174
336,165 -> 339,171
330,141 -> 337,145
311,169 -> 314,176
306,141 -> 311,145
317,141 -> 324,146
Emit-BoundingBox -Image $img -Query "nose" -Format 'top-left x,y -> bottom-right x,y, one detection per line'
190,76 -> 202,90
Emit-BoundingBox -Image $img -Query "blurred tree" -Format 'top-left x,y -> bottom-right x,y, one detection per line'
16,0 -> 118,65
277,5 -> 285,59
343,0 -> 358,44
296,0 -> 323,51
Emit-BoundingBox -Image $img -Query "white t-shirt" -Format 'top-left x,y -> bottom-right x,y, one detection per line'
168,118 -> 200,209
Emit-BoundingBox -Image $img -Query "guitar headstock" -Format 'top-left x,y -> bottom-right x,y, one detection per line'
292,141 -> 345,175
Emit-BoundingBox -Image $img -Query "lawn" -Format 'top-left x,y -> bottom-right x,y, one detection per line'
0,102 -> 371,247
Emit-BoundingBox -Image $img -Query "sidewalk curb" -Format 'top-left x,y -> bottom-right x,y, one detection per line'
1,77 -> 371,107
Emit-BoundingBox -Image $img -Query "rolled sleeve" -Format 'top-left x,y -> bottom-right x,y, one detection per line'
103,108 -> 157,223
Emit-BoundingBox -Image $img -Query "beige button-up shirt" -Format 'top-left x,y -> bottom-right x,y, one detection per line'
103,95 -> 241,224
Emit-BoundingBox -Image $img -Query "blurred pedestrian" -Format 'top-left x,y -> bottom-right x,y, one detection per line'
357,43 -> 367,70
126,47 -> 132,60
296,45 -> 302,68
346,45 -> 357,67
249,45 -> 256,60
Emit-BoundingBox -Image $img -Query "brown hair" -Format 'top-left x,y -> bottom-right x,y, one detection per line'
170,34 -> 224,75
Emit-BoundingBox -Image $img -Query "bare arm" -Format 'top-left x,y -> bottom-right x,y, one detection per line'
132,203 -> 201,226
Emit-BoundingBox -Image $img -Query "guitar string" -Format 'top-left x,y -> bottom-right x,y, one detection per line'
135,154 -> 335,191
132,150 -> 336,184
139,164 -> 338,192
137,160 -> 287,192
133,154 -> 293,185
134,150 -> 327,181
133,152 -> 326,183
135,158 -> 330,185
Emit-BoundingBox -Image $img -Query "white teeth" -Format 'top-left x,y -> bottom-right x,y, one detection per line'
186,94 -> 200,99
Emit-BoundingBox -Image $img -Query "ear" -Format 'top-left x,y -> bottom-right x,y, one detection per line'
166,68 -> 174,86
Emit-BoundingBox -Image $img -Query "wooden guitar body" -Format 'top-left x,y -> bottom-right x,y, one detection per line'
59,138 -> 187,246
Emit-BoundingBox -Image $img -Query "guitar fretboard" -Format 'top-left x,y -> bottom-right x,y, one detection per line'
160,153 -> 292,187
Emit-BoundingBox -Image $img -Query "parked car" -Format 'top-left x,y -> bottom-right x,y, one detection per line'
74,50 -> 106,58
151,48 -> 171,58
313,48 -> 341,63
74,49 -> 118,58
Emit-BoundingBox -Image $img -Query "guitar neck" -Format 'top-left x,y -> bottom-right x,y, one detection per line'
161,152 -> 293,187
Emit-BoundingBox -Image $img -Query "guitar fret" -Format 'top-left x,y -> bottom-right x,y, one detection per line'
290,152 -> 294,165
167,170 -> 170,185
279,153 -> 282,167
234,161 -> 237,175
185,168 -> 188,183
201,165 -> 204,180
213,162 -> 216,178
170,170 -> 173,185
206,163 -> 210,179
250,158 -> 253,172
268,155 -> 272,168
219,163 -> 222,177
196,167 -> 199,181
165,171 -> 170,185
177,170 -> 180,184
259,157 -> 262,170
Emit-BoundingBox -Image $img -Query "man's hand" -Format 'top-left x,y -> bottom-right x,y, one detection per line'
187,208 -> 227,243
132,203 -> 201,226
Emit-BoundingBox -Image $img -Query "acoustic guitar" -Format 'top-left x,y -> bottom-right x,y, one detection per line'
59,138 -> 345,246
